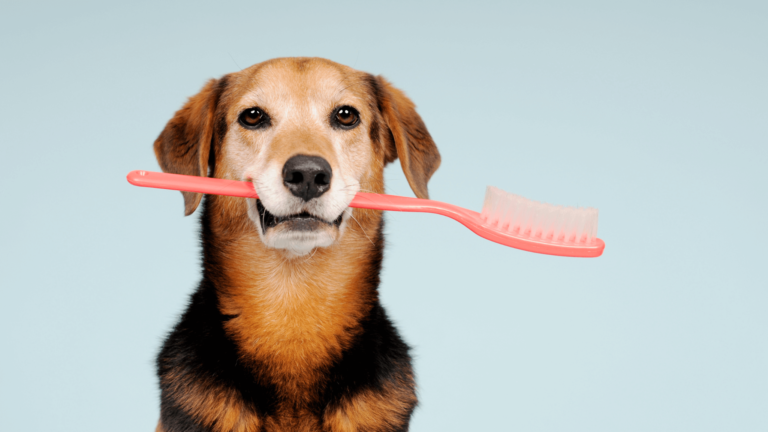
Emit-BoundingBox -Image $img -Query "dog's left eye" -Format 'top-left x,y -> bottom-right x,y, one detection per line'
332,106 -> 360,129
239,107 -> 270,129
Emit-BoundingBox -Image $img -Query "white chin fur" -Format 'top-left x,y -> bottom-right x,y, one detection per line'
246,198 -> 343,257
269,231 -> 336,256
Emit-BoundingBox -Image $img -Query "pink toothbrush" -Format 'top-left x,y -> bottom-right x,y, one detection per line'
127,170 -> 605,258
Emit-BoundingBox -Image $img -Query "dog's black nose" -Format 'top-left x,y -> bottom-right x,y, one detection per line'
282,155 -> 332,201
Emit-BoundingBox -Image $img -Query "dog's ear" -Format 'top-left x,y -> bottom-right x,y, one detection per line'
154,77 -> 228,215
372,76 -> 441,199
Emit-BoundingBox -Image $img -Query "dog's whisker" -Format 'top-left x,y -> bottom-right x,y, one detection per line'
226,51 -> 242,70
347,209 -> 375,248
303,247 -> 319,263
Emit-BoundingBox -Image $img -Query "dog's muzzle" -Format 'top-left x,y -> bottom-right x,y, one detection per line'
255,199 -> 343,234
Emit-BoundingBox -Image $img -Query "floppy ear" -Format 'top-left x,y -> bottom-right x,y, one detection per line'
372,76 -> 441,199
154,77 -> 227,216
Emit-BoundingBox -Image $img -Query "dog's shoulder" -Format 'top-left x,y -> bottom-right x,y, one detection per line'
323,301 -> 417,431
157,281 -> 278,431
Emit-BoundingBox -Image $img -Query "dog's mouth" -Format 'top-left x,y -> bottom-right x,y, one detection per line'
255,199 -> 343,234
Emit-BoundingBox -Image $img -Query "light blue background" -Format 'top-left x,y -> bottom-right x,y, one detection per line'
1,1 -> 766,431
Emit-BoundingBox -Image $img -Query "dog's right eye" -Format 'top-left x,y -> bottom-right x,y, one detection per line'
239,107 -> 270,129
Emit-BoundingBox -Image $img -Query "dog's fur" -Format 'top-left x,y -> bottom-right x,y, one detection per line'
153,58 -> 440,432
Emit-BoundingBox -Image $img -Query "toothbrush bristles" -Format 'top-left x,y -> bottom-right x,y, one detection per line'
481,186 -> 599,245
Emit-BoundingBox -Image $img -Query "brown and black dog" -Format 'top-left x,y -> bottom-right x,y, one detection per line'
152,57 -> 440,432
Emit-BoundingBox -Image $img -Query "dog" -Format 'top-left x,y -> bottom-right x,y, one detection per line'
153,57 -> 440,432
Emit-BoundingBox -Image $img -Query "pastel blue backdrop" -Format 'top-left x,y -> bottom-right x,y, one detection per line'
1,1 -> 766,431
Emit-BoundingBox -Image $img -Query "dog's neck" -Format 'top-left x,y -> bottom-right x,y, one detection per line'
199,195 -> 385,400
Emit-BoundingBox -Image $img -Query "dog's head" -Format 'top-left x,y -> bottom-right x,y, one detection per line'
154,57 -> 440,257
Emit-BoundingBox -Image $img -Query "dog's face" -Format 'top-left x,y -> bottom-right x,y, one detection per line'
225,61 -> 382,255
154,58 -> 440,257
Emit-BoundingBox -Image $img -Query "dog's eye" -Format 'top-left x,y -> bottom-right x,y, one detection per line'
332,106 -> 360,129
239,107 -> 270,129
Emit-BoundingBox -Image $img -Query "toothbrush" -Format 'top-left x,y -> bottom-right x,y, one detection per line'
127,170 -> 605,258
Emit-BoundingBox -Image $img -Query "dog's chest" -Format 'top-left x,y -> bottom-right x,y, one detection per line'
260,408 -> 325,432
219,271 -> 369,389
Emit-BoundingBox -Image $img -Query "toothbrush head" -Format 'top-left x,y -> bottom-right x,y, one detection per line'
481,186 -> 600,247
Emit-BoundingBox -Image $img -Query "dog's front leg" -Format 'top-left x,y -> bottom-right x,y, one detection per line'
323,382 -> 416,432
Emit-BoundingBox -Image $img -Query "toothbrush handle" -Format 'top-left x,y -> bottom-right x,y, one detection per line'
127,170 -> 260,198
127,170 -> 476,220
350,192 -> 480,220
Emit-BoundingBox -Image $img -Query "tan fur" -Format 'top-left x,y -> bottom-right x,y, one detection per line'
161,370 -> 262,432
374,76 -> 441,199
323,376 -> 417,432
211,199 -> 384,398
154,78 -> 225,216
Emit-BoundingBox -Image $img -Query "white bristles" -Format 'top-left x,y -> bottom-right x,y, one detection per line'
480,186 -> 599,245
